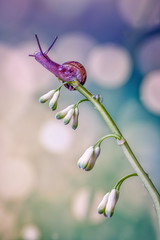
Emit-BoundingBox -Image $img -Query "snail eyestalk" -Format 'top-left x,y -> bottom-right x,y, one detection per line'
35,34 -> 43,55
45,36 -> 58,54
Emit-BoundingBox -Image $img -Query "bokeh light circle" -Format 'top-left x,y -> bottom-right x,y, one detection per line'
46,0 -> 92,19
53,32 -> 96,65
89,191 -> 105,223
122,121 -> 160,188
87,44 -> 132,88
1,42 -> 55,96
71,188 -> 106,223
21,225 -> 40,240
117,0 -> 160,28
39,120 -> 73,154
4,47 -> 34,94
137,36 -> 160,74
140,70 -> 160,115
71,188 -> 90,220
0,158 -> 35,201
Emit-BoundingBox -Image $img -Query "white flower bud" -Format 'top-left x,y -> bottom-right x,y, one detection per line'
56,104 -> 74,119
85,146 -> 100,171
63,108 -> 75,125
49,90 -> 60,111
97,189 -> 119,218
77,146 -> 100,171
97,192 -> 109,214
71,107 -> 79,130
77,146 -> 94,169
39,90 -> 55,103
104,189 -> 119,218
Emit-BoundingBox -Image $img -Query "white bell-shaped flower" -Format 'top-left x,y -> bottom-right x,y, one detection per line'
85,146 -> 100,171
63,108 -> 75,125
56,105 -> 80,130
77,146 -> 100,171
49,90 -> 60,111
77,146 -> 94,169
97,192 -> 109,214
56,105 -> 74,119
71,107 -> 79,130
97,189 -> 119,218
39,90 -> 55,103
105,189 -> 119,218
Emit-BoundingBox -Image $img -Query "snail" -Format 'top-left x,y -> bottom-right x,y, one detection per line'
29,34 -> 87,90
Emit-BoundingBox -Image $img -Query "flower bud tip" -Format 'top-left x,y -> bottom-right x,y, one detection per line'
39,90 -> 55,103
49,90 -> 60,111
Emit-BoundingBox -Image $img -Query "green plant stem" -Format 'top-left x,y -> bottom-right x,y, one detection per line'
77,98 -> 89,106
94,133 -> 121,148
71,80 -> 160,229
114,173 -> 138,191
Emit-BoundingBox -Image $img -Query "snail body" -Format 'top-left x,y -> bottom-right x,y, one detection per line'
29,34 -> 87,90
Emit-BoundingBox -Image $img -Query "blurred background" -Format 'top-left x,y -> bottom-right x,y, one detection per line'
0,0 -> 160,239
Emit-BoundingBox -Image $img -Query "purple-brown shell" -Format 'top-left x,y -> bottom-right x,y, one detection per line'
61,61 -> 87,90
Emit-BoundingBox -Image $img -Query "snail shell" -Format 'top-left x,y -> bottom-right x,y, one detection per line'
60,61 -> 87,90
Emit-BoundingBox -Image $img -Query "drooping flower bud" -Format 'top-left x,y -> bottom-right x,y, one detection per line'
77,146 -> 94,169
77,146 -> 100,171
71,107 -> 79,130
63,108 -> 75,125
49,90 -> 60,111
85,146 -> 100,171
97,189 -> 119,218
104,189 -> 119,218
56,105 -> 74,119
56,104 -> 80,129
97,193 -> 109,214
39,90 -> 55,103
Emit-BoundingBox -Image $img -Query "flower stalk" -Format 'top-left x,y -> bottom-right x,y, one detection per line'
32,33 -> 160,233
69,79 -> 160,229
114,173 -> 138,191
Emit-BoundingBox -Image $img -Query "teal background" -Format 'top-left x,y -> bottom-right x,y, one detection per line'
0,0 -> 160,239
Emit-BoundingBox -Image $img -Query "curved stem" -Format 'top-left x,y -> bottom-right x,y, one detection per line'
94,133 -> 121,148
57,81 -> 71,90
70,80 -> 160,230
114,173 -> 138,191
77,98 -> 89,106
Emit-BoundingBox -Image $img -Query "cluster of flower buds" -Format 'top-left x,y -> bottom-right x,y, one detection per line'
97,189 -> 119,218
56,105 -> 79,130
39,87 -> 122,219
77,145 -> 100,171
39,89 -> 60,111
